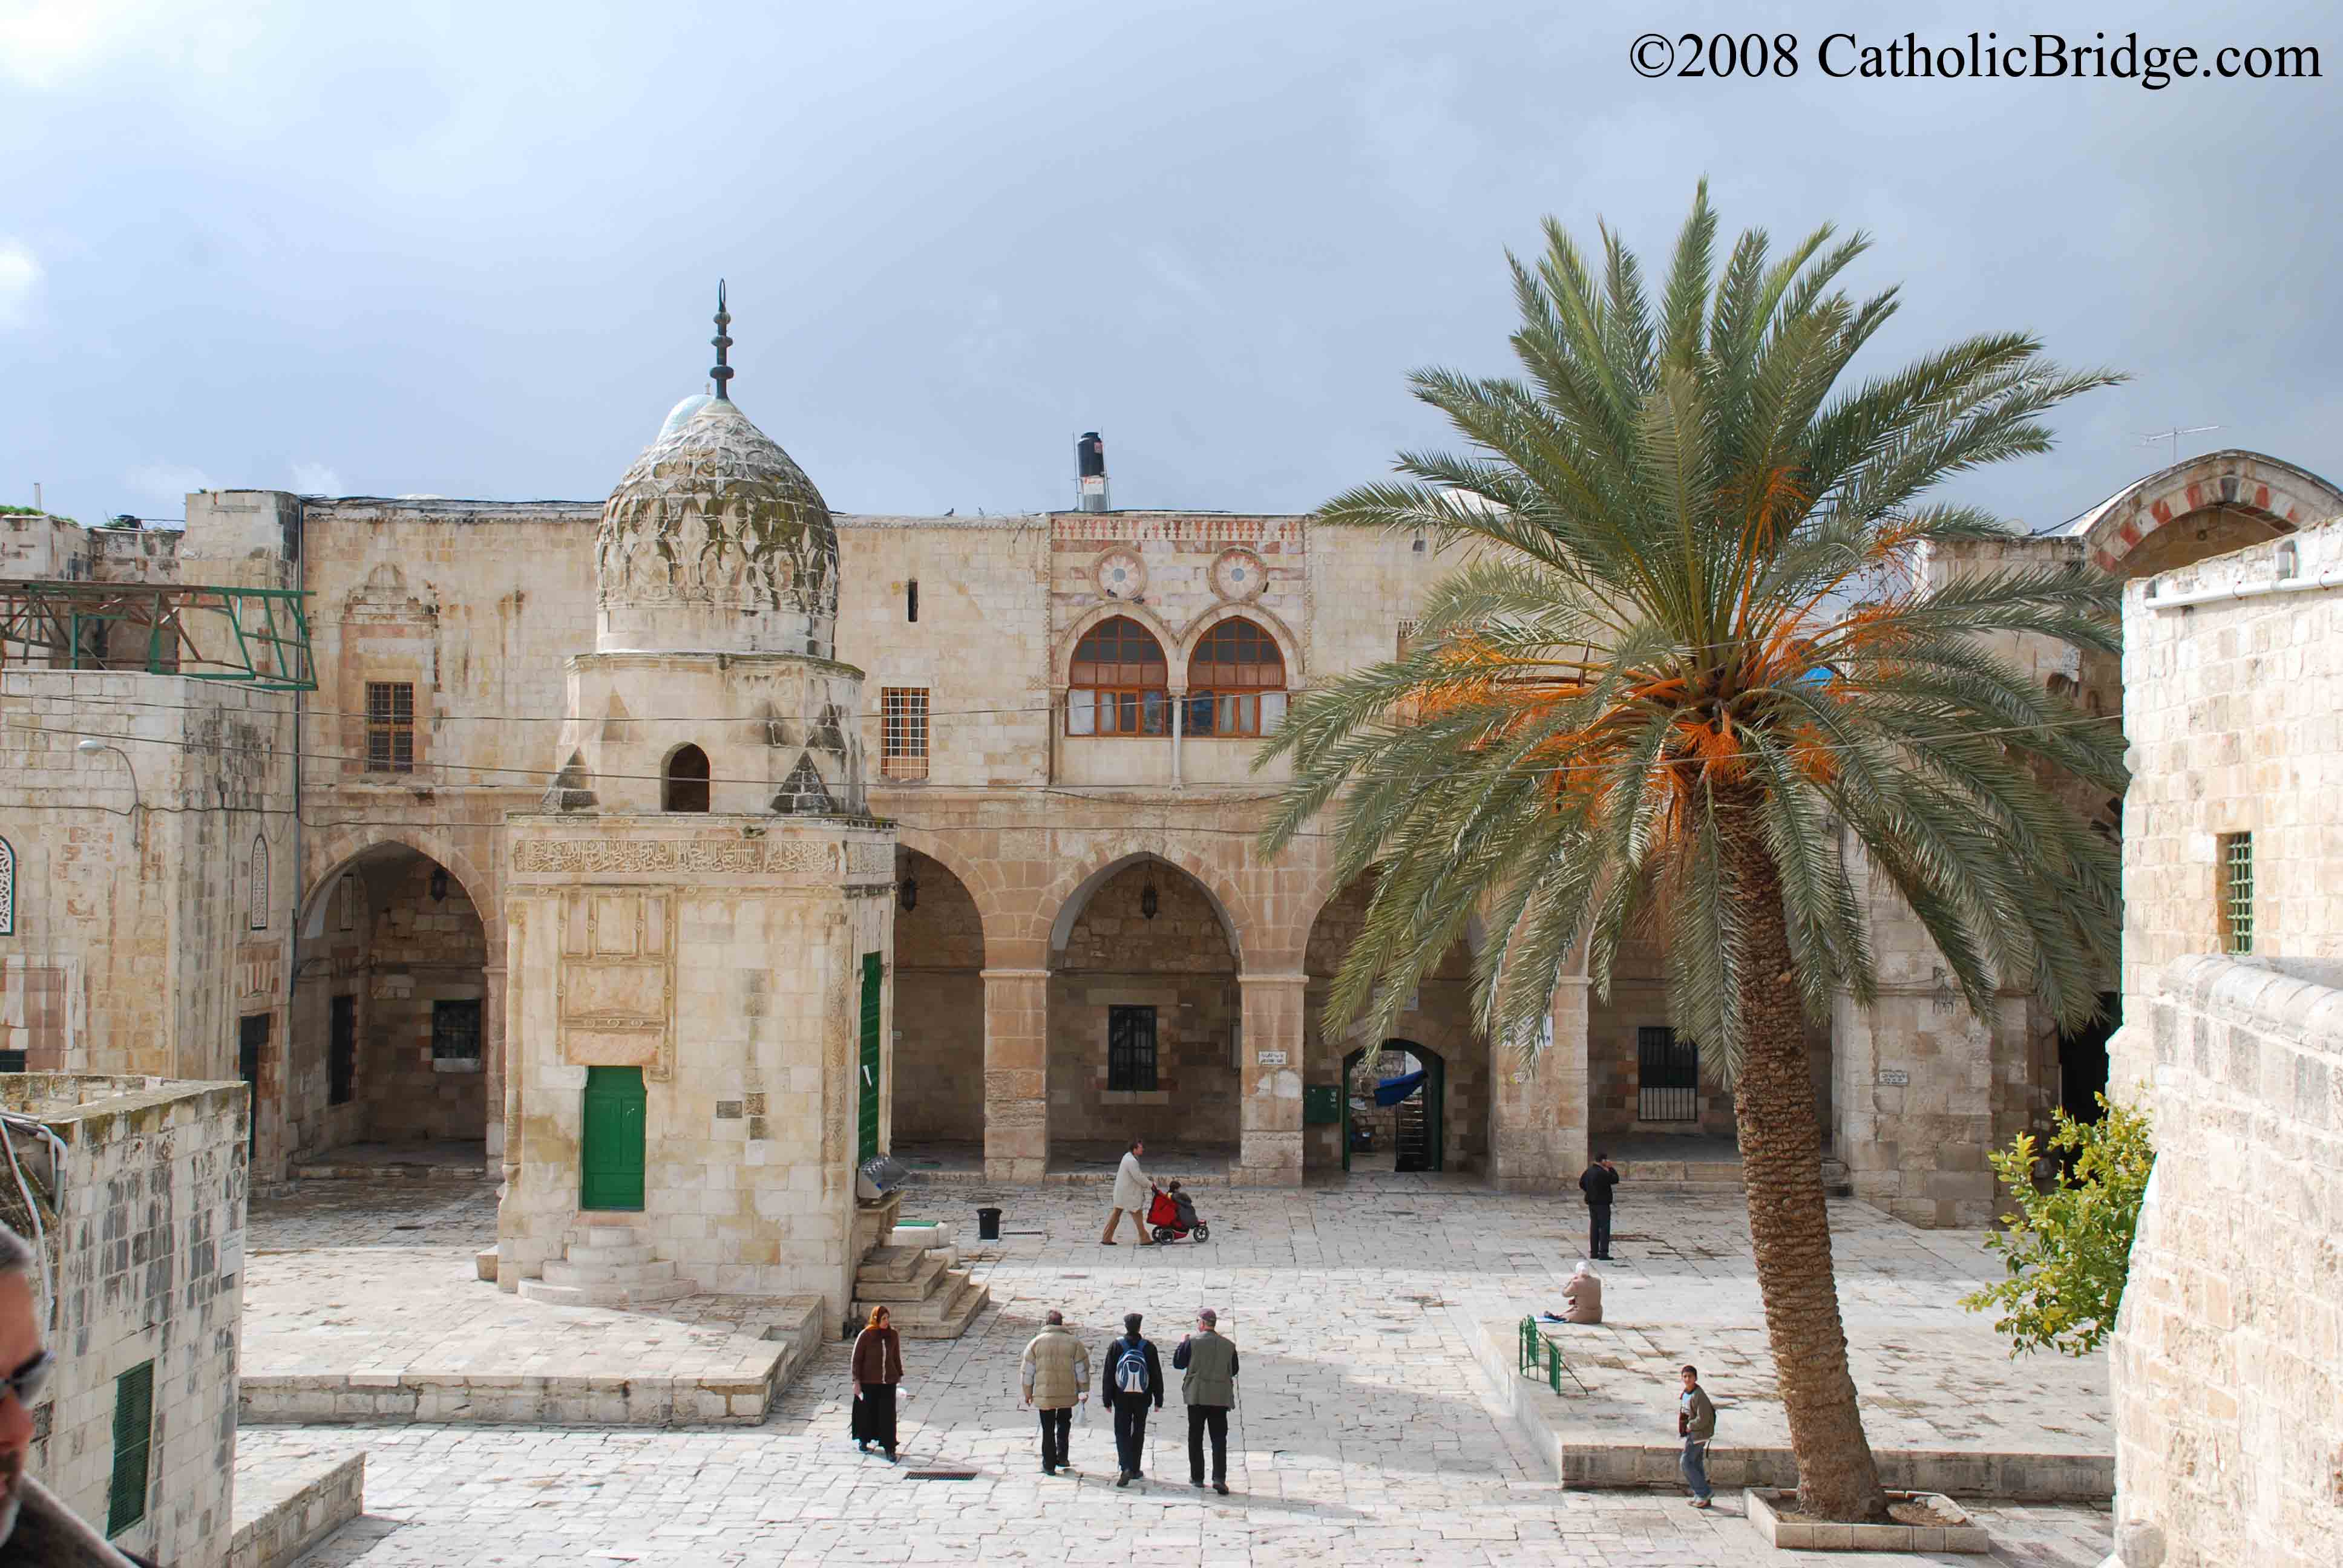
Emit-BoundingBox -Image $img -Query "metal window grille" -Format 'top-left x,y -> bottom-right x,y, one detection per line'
328,995 -> 356,1106
0,1051 -> 25,1073
432,999 -> 483,1062
1107,1005 -> 1158,1092
365,681 -> 415,773
1637,1025 -> 1699,1122
106,1361 -> 154,1537
882,688 -> 929,779
2221,832 -> 2254,955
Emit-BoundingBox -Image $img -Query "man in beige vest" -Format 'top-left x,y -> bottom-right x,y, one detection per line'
1018,1310 -> 1091,1476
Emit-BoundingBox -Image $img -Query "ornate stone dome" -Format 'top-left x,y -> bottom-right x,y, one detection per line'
595,395 -> 839,658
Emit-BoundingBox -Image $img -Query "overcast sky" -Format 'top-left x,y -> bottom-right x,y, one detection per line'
4,0 -> 2336,529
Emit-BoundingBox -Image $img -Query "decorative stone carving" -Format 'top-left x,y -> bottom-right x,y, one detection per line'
513,836 -> 834,877
1094,549 -> 1145,600
1211,547 -> 1266,602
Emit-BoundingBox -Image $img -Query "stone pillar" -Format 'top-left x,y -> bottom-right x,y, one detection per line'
482,961 -> 508,1161
1486,976 -> 1589,1190
1236,973 -> 1306,1185
981,967 -> 1049,1181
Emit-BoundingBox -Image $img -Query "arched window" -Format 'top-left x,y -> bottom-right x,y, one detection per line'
1067,616 -> 1169,736
0,835 -> 15,936
664,744 -> 711,812
249,835 -> 270,930
1185,618 -> 1287,737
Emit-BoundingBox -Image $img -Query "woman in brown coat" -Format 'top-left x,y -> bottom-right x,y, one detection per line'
850,1305 -> 905,1460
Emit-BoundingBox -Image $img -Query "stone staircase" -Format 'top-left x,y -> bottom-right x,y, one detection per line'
517,1223 -> 698,1308
850,1241 -> 986,1339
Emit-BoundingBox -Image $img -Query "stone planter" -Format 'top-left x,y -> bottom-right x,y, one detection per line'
1744,1489 -> 1991,1553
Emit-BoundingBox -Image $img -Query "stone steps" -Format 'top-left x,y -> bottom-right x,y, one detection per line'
882,1277 -> 988,1339
849,1234 -> 987,1340
517,1223 -> 700,1310
855,1252 -> 948,1304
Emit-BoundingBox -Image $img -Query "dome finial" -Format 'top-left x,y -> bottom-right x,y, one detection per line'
710,279 -> 734,402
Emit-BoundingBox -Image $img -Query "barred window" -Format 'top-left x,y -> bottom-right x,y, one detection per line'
1067,616 -> 1169,737
2220,832 -> 2254,955
1184,618 -> 1286,737
433,999 -> 483,1063
1107,1005 -> 1158,1091
881,688 -> 929,780
365,682 -> 415,774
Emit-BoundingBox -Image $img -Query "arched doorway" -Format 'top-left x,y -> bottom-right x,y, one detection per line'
890,849 -> 986,1169
288,844 -> 490,1175
1047,855 -> 1240,1175
1342,1041 -> 1444,1173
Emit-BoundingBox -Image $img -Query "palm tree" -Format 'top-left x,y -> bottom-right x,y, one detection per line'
1260,186 -> 2126,1520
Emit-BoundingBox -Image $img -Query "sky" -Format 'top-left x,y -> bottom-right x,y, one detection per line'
3,0 -> 2338,529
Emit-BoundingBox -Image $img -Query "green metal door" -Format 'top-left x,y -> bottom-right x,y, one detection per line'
580,1067 -> 647,1211
857,952 -> 882,1164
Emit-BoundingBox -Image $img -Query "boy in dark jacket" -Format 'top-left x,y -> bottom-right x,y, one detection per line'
1100,1312 -> 1164,1486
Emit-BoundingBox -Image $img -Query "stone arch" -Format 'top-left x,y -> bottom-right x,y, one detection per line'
1055,602 -> 1179,687
300,826 -> 497,940
891,846 -> 988,1149
1047,850 -> 1245,968
1175,601 -> 1307,689
2080,449 -> 2343,578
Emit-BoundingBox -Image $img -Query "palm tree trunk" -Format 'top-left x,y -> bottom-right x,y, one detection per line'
1728,825 -> 1891,1521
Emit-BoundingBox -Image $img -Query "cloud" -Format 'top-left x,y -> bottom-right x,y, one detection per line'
125,462 -> 214,505
290,462 -> 343,495
0,241 -> 39,328
0,0 -> 264,89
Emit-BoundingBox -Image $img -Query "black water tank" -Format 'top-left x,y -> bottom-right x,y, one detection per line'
1077,432 -> 1106,479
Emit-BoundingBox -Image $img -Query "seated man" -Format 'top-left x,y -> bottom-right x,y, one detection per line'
1541,1260 -> 1603,1325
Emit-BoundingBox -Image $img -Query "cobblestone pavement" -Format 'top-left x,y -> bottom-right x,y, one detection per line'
243,1177 -> 2114,1566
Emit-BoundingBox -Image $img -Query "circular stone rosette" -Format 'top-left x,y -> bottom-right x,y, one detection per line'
1211,547 -> 1266,601
1095,549 -> 1147,600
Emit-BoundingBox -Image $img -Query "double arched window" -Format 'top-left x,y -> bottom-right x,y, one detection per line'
1067,616 -> 1169,736
1185,619 -> 1286,737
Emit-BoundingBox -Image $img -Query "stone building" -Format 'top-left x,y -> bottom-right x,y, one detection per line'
8,309 -> 2339,1233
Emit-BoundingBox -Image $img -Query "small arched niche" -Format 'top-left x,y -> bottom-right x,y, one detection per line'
663,744 -> 712,813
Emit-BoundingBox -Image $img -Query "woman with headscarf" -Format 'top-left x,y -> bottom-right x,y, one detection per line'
850,1305 -> 905,1460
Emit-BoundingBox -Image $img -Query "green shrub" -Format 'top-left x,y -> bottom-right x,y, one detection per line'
1961,1096 -> 2154,1356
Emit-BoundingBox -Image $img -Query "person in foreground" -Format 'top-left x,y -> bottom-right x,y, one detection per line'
0,1224 -> 159,1566
1101,1312 -> 1164,1486
1018,1310 -> 1090,1475
850,1305 -> 905,1462
1172,1307 -> 1238,1494
1679,1364 -> 1717,1509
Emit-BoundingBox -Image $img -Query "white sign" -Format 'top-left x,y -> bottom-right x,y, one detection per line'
1876,1068 -> 1910,1086
1254,1050 -> 1288,1067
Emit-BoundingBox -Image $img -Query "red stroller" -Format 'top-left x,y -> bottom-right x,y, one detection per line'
1147,1186 -> 1209,1243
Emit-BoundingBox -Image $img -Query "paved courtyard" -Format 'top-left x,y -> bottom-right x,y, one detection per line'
241,1176 -> 2114,1566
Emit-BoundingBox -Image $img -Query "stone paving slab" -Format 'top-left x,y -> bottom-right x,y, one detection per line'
241,1175 -> 2112,1566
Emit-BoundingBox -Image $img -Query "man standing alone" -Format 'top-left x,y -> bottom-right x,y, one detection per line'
1677,1363 -> 1717,1509
1018,1310 -> 1090,1476
1173,1307 -> 1238,1495
1102,1139 -> 1160,1247
1101,1312 -> 1164,1486
1578,1151 -> 1619,1260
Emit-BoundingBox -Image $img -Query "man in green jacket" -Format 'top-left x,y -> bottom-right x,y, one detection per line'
1677,1364 -> 1717,1508
1172,1308 -> 1239,1494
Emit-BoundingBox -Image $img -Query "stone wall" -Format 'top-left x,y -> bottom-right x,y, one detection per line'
2114,520 -> 2343,1095
2107,954 -> 2343,1568
890,849 -> 985,1144
357,856 -> 488,1143
4,1074 -> 248,1568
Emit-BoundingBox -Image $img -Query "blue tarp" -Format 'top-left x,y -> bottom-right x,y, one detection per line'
1374,1070 -> 1427,1107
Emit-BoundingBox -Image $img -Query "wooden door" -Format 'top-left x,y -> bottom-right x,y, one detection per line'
580,1067 -> 647,1211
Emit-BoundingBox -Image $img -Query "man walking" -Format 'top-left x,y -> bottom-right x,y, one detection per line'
1018,1310 -> 1090,1476
1101,1139 -> 1160,1247
1578,1151 -> 1619,1260
1172,1307 -> 1238,1495
1100,1312 -> 1164,1486
1678,1363 -> 1717,1509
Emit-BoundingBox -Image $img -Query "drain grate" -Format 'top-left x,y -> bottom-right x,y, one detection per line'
905,1470 -> 980,1481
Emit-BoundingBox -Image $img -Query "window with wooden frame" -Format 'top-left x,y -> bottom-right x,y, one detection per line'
880,688 -> 929,780
1184,617 -> 1287,737
2220,832 -> 2254,955
107,1360 -> 154,1537
1107,1005 -> 1159,1091
364,681 -> 416,773
1067,616 -> 1169,736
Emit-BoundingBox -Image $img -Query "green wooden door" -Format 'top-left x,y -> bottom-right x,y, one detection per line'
857,952 -> 882,1164
580,1066 -> 647,1211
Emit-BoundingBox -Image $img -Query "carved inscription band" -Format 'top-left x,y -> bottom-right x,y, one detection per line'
513,837 -> 892,877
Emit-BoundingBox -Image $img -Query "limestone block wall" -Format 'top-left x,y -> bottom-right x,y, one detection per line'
1,511 -> 92,579
2108,954 -> 2343,1568
3,1075 -> 247,1568
358,856 -> 489,1143
2115,521 -> 2343,1096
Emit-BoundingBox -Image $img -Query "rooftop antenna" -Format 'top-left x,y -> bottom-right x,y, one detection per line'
710,279 -> 734,402
2139,424 -> 2220,465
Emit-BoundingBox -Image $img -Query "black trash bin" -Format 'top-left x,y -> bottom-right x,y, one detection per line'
976,1206 -> 1003,1241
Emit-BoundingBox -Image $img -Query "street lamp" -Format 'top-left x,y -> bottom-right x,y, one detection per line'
75,739 -> 143,849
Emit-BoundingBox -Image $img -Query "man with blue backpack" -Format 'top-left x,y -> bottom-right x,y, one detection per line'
1100,1312 -> 1164,1487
